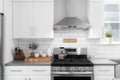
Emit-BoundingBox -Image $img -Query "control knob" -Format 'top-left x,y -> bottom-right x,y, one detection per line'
56,67 -> 61,72
79,67 -> 84,72
61,67 -> 66,72
70,67 -> 75,72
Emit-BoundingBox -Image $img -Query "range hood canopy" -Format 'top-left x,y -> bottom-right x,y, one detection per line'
54,17 -> 91,30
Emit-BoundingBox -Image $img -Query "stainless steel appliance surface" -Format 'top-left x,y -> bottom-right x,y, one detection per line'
51,48 -> 94,80
0,13 -> 4,80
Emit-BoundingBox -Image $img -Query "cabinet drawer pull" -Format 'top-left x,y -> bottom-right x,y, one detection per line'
10,70 -> 22,72
33,70 -> 45,72
99,70 -> 111,72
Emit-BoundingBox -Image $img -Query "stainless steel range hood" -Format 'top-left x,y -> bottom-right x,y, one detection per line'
54,17 -> 91,30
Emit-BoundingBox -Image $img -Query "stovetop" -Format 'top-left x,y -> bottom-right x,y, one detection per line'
51,55 -> 94,66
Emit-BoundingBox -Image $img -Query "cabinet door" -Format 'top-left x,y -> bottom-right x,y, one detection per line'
88,0 -> 104,39
28,66 -> 51,75
94,66 -> 114,75
0,0 -> 3,13
33,1 -> 54,38
94,75 -> 114,80
5,75 -> 26,80
94,65 -> 114,80
13,2 -> 34,38
5,66 -> 28,75
30,75 -> 50,80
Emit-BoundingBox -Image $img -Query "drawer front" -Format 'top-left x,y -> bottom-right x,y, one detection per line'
90,0 -> 103,3
34,0 -> 53,2
29,66 -> 51,75
5,66 -> 28,75
94,66 -> 114,75
95,75 -> 114,80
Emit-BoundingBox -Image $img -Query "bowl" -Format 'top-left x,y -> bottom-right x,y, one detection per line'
34,53 -> 39,57
42,54 -> 47,57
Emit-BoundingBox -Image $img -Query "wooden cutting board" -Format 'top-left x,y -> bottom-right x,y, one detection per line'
63,38 -> 77,43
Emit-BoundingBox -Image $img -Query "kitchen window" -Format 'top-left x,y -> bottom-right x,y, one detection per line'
104,2 -> 120,44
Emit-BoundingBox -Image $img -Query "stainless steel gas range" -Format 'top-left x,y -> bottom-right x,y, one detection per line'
51,48 -> 94,80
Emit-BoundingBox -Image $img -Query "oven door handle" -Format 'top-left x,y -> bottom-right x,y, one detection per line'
52,72 -> 93,75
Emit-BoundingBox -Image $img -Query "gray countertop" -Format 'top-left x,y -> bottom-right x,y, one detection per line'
90,59 -> 117,65
5,61 -> 51,66
5,59 -> 117,66
110,59 -> 120,64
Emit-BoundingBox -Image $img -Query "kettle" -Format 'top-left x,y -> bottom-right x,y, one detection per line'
58,47 -> 67,60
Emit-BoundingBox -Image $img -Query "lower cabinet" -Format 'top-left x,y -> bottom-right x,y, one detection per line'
5,75 -> 50,80
5,75 -> 26,80
5,65 -> 115,80
94,65 -> 115,80
30,75 -> 50,80
5,66 -> 51,80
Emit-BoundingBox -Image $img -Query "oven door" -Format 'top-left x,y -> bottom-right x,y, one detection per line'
52,73 -> 94,80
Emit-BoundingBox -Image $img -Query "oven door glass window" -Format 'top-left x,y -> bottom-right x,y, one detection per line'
54,76 -> 91,80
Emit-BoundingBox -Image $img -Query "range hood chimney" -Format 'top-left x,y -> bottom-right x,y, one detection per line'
54,17 -> 91,30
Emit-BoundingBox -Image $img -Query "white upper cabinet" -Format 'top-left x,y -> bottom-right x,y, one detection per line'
88,0 -> 104,39
13,2 -> 34,38
13,0 -> 54,39
0,0 -> 3,13
34,1 -> 54,38
104,0 -> 120,4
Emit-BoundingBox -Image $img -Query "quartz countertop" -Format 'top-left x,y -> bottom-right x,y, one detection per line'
5,61 -> 51,66
5,59 -> 117,66
90,59 -> 117,65
110,59 -> 120,64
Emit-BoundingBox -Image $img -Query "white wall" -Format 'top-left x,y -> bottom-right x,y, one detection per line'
14,30 -> 120,59
4,0 -> 14,63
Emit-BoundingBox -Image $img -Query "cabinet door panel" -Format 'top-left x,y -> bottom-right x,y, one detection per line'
94,66 -> 114,75
13,2 -> 33,38
13,0 -> 33,2
34,0 -> 53,1
34,2 -> 54,38
88,0 -> 104,38
0,0 -> 3,13
5,66 -> 28,75
29,66 -> 51,75
94,75 -> 114,80
5,75 -> 26,80
30,75 -> 50,80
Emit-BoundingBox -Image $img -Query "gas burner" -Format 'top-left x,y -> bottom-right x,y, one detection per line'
51,55 -> 93,66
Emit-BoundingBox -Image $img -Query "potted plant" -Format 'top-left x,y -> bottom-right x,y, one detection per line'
105,32 -> 112,44
105,32 -> 112,38
28,42 -> 39,57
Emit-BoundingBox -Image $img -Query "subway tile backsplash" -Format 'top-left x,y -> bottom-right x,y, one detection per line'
14,30 -> 120,59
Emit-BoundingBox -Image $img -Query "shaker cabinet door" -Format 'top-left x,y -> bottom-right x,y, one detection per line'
33,1 -> 54,38
0,0 -> 3,13
30,75 -> 50,80
88,0 -> 104,39
5,75 -> 26,80
13,2 -> 34,38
